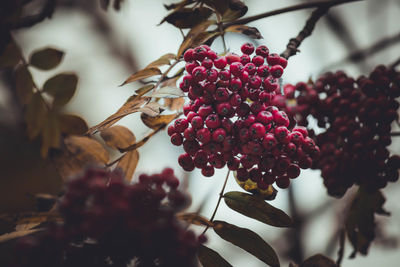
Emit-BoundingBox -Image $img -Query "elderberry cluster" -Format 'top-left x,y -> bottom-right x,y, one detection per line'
168,43 -> 319,189
283,66 -> 400,196
14,168 -> 204,267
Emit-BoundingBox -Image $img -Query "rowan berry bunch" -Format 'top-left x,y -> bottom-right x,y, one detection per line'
14,168 -> 204,267
168,43 -> 319,190
283,66 -> 400,196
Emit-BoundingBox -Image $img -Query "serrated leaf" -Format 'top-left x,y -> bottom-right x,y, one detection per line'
345,188 -> 388,258
0,228 -> 44,243
213,220 -> 280,267
117,150 -> 139,182
43,73 -> 78,107
25,92 -> 47,139
29,47 -> 64,70
88,96 -> 149,134
225,25 -> 263,39
300,254 -> 337,267
15,65 -> 34,105
151,86 -> 184,98
100,125 -> 136,150
164,97 -> 185,111
59,114 -> 89,135
140,113 -> 177,130
0,39 -> 21,68
177,20 -> 216,58
41,111 -> 61,157
198,245 -> 233,267
223,191 -> 292,227
53,136 -> 109,181
146,53 -> 176,68
138,102 -> 163,117
160,7 -> 213,29
120,67 -> 161,86
177,212 -> 214,227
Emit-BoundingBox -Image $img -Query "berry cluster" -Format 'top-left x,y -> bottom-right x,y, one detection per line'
282,66 -> 400,196
168,43 -> 319,189
14,168 -> 204,267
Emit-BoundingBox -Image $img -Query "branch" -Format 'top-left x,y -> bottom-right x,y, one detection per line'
11,0 -> 57,29
280,6 -> 330,59
390,132 -> 400,136
336,228 -> 345,266
223,0 -> 363,29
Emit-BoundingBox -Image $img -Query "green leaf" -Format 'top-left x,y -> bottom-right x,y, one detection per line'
43,73 -> 78,107
300,254 -> 337,267
15,65 -> 34,105
225,25 -> 263,39
120,67 -> 161,86
25,92 -> 47,139
213,220 -> 280,267
197,245 -> 233,267
224,191 -> 293,227
29,48 -> 64,70
160,7 -> 213,29
345,187 -> 389,258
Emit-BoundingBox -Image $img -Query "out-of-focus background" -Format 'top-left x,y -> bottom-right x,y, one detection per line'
1,0 -> 400,266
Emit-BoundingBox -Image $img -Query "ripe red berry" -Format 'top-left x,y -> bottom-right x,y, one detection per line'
212,128 -> 226,143
174,118 -> 189,132
267,53 -> 281,65
270,65 -> 284,78
171,133 -> 183,146
178,153 -> 195,171
252,55 -> 264,66
201,165 -> 215,177
241,42 -> 255,55
214,56 -> 227,69
196,128 -> 211,144
255,45 -> 269,57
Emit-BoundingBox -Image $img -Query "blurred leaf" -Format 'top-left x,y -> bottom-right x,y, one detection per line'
100,125 -> 136,150
120,67 -> 161,86
213,220 -> 280,267
300,254 -> 337,267
88,96 -> 149,134
164,97 -> 185,111
177,213 -> 214,227
117,150 -> 139,182
40,111 -> 61,157
0,228 -> 43,243
138,102 -> 163,117
197,245 -> 233,267
223,191 -> 292,227
151,86 -> 184,98
201,0 -> 247,21
345,188 -> 388,258
99,0 -> 110,10
53,136 -> 109,181
146,53 -> 176,68
225,25 -> 263,39
0,39 -> 20,68
15,211 -> 60,231
25,92 -> 47,139
59,114 -> 88,135
160,7 -> 213,29
177,20 -> 216,58
289,262 -> 299,267
191,31 -> 220,50
15,65 -> 34,105
134,84 -> 155,97
43,73 -> 78,107
140,113 -> 177,130
29,48 -> 64,70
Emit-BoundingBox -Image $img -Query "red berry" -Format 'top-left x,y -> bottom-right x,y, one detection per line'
256,111 -> 273,125
171,133 -> 183,146
270,65 -> 284,78
276,175 -> 290,188
214,56 -> 227,69
202,165 -> 215,177
205,114 -> 221,129
183,48 -> 194,62
252,55 -> 264,66
196,128 -> 211,144
287,164 -> 300,179
194,150 -> 208,168
167,124 -> 176,136
241,42 -> 255,55
174,118 -> 189,132
178,153 -> 195,171
212,128 -> 226,142
191,116 -> 204,129
255,45 -> 269,57
249,123 -> 265,139
267,53 -> 281,65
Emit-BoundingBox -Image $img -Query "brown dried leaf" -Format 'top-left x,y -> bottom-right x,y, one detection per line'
59,114 -> 89,135
151,86 -> 184,98
225,25 -> 263,39
198,245 -> 233,267
120,67 -> 161,86
0,39 -> 21,68
43,73 -> 78,107
140,113 -> 177,130
41,111 -> 61,157
117,150 -> 139,182
100,125 -> 136,150
54,136 -> 109,180
146,53 -> 176,68
222,0 -> 248,22
29,47 -> 64,70
134,84 -> 155,97
300,254 -> 337,267
25,92 -> 47,139
160,7 -> 213,29
0,228 -> 44,243
177,20 -> 216,58
88,96 -> 149,134
177,212 -> 214,227
138,102 -> 163,117
15,64 -> 34,105
164,97 -> 185,111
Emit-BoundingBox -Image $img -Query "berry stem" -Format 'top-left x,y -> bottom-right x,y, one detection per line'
202,169 -> 231,235
216,13 -> 227,54
222,0 -> 363,29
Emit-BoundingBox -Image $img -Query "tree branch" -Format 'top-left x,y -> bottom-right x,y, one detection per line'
11,0 -> 57,29
223,0 -> 363,29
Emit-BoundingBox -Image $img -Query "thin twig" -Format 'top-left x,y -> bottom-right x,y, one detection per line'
222,0 -> 363,29
11,0 -> 57,29
201,169 -> 230,235
280,6 -> 330,59
336,228 -> 346,266
390,132 -> 400,136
